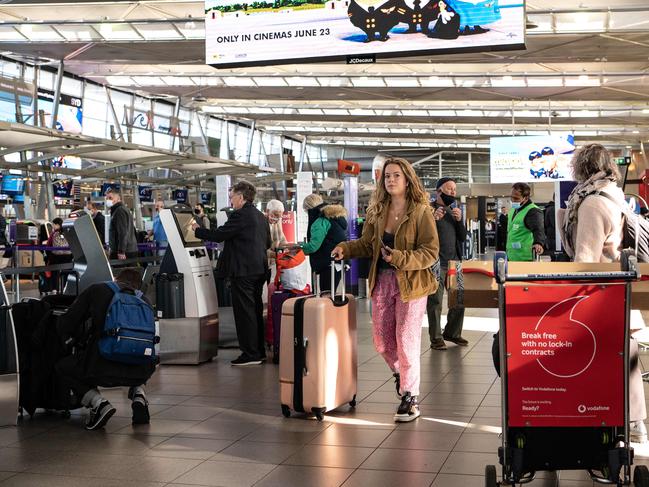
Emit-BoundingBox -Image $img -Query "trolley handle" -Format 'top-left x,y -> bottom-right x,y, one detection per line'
493,250 -> 640,284
504,271 -> 638,283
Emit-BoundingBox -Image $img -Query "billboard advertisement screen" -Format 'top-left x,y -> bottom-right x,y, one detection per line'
205,0 -> 525,68
490,134 -> 576,184
38,89 -> 83,134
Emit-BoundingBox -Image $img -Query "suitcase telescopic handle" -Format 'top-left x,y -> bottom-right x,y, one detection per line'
330,258 -> 349,302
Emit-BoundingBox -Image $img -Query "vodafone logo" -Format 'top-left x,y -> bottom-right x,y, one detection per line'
535,296 -> 596,378
578,404 -> 587,414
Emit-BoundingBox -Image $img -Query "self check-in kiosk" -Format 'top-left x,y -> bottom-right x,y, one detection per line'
61,214 -> 114,295
158,205 -> 219,364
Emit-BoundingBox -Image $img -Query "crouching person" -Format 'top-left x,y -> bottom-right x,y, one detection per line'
56,269 -> 157,430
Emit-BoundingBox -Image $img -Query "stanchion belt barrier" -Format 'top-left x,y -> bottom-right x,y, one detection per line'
445,262 -> 649,309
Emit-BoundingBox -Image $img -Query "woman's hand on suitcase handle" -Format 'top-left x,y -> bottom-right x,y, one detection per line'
331,246 -> 344,261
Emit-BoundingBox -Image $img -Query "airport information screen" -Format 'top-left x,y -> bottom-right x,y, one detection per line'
490,134 -> 577,184
205,0 -> 525,67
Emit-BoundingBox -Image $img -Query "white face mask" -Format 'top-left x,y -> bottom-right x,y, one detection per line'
105,199 -> 114,208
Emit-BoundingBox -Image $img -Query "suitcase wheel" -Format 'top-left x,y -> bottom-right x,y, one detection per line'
281,404 -> 291,418
634,465 -> 649,487
485,464 -> 498,487
349,395 -> 357,408
312,408 -> 325,422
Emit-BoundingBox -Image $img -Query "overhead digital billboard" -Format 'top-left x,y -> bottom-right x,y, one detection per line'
205,0 -> 525,68
38,89 -> 83,134
490,134 -> 576,184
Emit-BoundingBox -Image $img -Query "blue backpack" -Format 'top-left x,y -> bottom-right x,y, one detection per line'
98,282 -> 157,365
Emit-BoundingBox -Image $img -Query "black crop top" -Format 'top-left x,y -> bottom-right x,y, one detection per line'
377,232 -> 395,270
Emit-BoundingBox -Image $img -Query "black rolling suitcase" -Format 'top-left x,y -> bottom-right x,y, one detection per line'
13,300 -> 80,417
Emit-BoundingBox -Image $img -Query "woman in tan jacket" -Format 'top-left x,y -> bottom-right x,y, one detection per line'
332,157 -> 439,422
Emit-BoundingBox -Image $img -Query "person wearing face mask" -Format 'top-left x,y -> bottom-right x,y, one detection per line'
85,202 -> 105,242
193,203 -> 211,230
105,188 -> 138,261
427,177 -> 468,350
147,199 -> 167,256
506,182 -> 545,262
192,181 -> 271,366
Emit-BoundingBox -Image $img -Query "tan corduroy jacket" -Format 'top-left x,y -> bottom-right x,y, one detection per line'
338,201 -> 439,302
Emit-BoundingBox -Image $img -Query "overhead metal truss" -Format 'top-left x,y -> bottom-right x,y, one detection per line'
0,121 -> 283,187
1,5 -> 649,42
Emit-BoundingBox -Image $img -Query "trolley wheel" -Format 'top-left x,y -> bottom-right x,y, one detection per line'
312,407 -> 325,422
349,395 -> 357,408
634,465 -> 649,487
485,464 -> 498,487
281,404 -> 291,418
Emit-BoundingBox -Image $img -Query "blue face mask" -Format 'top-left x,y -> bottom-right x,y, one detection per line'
511,201 -> 521,210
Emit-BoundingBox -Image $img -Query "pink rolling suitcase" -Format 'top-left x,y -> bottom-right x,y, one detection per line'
279,261 -> 357,421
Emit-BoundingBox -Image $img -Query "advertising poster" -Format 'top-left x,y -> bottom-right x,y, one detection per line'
490,134 -> 576,184
506,284 -> 625,428
205,0 -> 525,67
38,89 -> 83,133
282,211 -> 297,243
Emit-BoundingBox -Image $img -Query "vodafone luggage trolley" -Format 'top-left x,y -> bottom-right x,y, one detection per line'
486,251 -> 649,487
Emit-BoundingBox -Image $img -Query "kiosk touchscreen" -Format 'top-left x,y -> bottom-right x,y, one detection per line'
158,205 -> 219,364
62,214 -> 114,295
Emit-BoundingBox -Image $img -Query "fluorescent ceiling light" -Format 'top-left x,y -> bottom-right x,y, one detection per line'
286,77 -> 319,87
252,77 -> 287,87
160,76 -> 196,86
420,76 -> 454,87
322,109 -> 349,116
223,77 -> 255,87
173,22 -> 205,39
201,106 -> 226,114
297,108 -> 323,115
565,75 -> 600,87
93,23 -> 141,40
106,76 -> 135,86
491,76 -> 526,87
349,109 -> 375,116
385,78 -> 420,88
351,77 -> 385,88
403,110 -> 429,117
429,110 -> 457,117
132,23 -> 183,40
527,77 -> 563,87
54,25 -> 99,41
317,78 -> 348,87
131,76 -> 163,86
0,26 -> 27,41
19,25 -> 62,41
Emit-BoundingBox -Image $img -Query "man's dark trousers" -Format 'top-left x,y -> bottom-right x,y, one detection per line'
230,274 -> 266,360
427,268 -> 465,341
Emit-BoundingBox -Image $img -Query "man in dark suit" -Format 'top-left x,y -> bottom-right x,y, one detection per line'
496,206 -> 508,251
86,202 -> 105,242
193,181 -> 271,366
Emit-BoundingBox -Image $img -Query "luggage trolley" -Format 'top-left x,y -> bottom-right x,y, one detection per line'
486,251 -> 649,487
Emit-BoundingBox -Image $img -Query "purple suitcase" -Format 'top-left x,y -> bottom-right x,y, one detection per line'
271,291 -> 295,364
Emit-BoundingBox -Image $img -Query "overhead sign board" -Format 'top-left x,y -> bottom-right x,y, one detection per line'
205,0 -> 525,68
490,134 -> 576,184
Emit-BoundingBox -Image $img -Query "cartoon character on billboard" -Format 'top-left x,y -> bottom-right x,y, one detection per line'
443,0 -> 500,36
348,0 -> 402,42
396,0 -> 440,35
541,147 -> 561,179
427,0 -> 460,39
529,151 -> 545,179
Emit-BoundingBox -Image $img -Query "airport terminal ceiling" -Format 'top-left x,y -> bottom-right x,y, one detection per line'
0,0 -> 648,184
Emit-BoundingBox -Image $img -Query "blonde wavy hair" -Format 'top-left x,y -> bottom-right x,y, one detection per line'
366,157 -> 429,224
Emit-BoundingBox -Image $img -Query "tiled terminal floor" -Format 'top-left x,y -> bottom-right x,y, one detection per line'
2,299 -> 649,487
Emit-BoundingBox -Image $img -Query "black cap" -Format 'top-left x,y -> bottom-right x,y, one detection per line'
436,177 -> 455,190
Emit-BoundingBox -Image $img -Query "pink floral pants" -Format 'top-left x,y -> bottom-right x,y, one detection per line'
371,269 -> 427,396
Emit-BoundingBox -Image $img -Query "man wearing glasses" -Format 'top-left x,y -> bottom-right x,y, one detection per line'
192,181 -> 271,366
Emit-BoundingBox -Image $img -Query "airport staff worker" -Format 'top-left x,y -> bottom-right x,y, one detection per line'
506,182 -> 545,261
192,181 -> 271,366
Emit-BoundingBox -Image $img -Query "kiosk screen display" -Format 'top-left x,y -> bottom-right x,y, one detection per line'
174,212 -> 203,247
